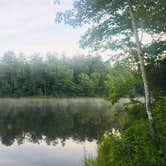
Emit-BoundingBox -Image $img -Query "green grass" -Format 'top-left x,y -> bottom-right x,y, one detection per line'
83,155 -> 98,166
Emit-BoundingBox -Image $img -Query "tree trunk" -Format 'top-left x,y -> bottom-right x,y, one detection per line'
44,82 -> 47,96
128,4 -> 156,139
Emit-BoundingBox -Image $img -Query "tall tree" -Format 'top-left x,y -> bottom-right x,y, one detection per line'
55,0 -> 166,138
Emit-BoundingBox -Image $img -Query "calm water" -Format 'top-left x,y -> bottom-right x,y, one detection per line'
0,98 -> 111,166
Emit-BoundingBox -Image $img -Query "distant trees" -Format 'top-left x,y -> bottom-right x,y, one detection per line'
104,61 -> 143,103
0,50 -> 164,101
0,52 -> 144,98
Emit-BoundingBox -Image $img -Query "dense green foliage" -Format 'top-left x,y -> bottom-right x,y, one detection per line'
84,97 -> 166,166
0,52 -> 144,98
56,0 -> 165,57
104,61 -> 143,103
145,44 -> 166,96
0,52 -> 108,97
82,55 -> 166,165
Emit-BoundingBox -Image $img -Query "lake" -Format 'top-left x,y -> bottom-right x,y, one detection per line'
0,98 -> 111,166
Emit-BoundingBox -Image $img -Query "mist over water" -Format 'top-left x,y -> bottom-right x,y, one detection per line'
0,98 -> 111,166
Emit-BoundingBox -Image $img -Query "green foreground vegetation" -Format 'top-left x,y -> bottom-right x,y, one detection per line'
83,97 -> 166,166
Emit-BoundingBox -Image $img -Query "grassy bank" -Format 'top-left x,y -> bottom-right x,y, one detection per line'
83,97 -> 166,166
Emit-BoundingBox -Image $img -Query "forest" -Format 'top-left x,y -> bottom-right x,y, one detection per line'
0,52 -> 143,98
0,0 -> 165,165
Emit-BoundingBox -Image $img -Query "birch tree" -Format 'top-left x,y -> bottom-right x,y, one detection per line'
55,0 -> 166,138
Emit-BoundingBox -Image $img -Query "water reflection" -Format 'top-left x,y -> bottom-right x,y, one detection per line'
0,99 -> 111,166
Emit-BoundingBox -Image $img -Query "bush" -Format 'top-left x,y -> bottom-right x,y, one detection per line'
84,99 -> 166,166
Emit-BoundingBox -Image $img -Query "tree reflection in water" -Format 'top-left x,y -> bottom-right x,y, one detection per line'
0,102 -> 111,147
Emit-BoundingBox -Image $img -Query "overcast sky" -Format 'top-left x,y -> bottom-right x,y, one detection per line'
0,0 -> 87,57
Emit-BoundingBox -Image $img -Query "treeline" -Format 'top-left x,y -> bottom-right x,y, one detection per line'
0,52 -> 111,97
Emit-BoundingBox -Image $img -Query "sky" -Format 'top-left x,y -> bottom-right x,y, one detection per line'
0,0 -> 155,60
0,0 -> 87,57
